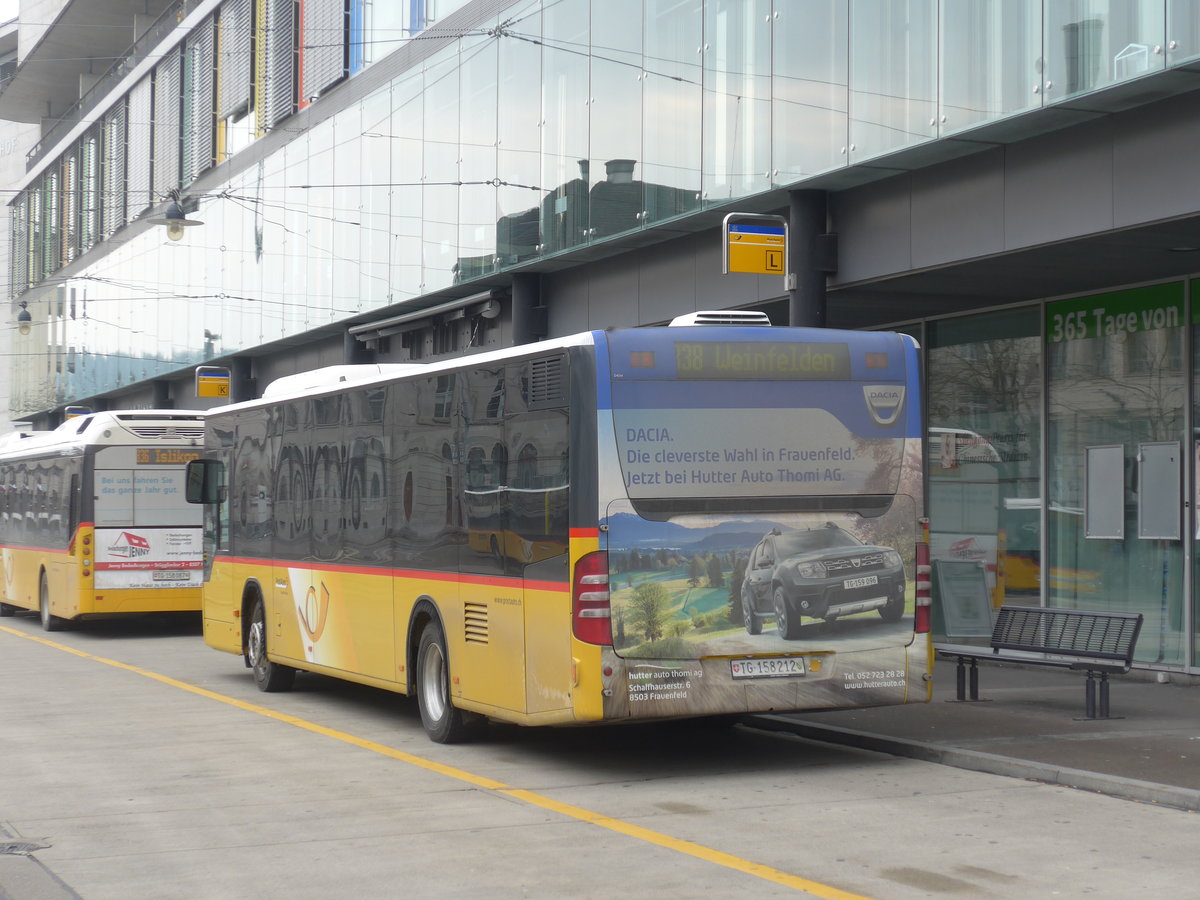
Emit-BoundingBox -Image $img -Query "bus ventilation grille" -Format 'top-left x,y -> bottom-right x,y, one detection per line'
125,425 -> 206,439
527,356 -> 565,408
669,310 -> 772,327
464,602 -> 489,644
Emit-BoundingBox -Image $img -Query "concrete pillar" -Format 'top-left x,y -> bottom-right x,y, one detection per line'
344,328 -> 373,364
152,380 -> 171,408
787,190 -> 832,328
511,273 -> 547,345
230,356 -> 255,403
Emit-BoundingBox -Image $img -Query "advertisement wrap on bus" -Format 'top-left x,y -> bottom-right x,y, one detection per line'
596,327 -> 924,720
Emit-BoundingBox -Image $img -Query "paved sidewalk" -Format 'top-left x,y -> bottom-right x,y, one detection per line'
761,659 -> 1200,811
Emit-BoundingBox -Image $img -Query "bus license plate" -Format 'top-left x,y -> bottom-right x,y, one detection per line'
152,571 -> 191,581
730,657 -> 805,679
843,574 -> 879,590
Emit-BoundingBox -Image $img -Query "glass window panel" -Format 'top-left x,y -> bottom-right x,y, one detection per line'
390,70 -> 424,302
331,102 -> 362,320
497,1 -> 543,265
458,34 -> 498,284
772,0 -> 848,182
703,0 -> 771,203
541,0 -> 590,254
641,0 -> 702,224
927,309 -> 1043,642
1168,0 -> 1200,65
281,133 -> 312,338
849,0 -> 936,163
940,0 -> 1041,136
1044,1 -> 1166,101
589,0 -> 643,241
423,53 -> 460,292
1047,285 -> 1185,666
360,89 -> 392,309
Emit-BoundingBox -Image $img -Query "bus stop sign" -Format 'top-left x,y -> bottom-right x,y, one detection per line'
723,213 -> 788,276
195,366 -> 231,399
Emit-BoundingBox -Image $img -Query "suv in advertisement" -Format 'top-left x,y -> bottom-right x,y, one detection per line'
741,523 -> 906,638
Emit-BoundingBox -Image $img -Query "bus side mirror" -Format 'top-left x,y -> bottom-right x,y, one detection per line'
185,459 -> 226,504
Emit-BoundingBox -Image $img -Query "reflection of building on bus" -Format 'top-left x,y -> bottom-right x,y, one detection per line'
462,363 -> 569,566
0,411 -> 205,631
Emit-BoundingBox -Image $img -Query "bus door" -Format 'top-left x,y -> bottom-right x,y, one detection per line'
459,364 -> 529,713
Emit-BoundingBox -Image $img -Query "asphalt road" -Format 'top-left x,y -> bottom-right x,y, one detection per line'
2,611 -> 1198,900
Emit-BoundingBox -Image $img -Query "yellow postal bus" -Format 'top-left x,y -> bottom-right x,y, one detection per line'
186,314 -> 929,742
0,411 -> 205,630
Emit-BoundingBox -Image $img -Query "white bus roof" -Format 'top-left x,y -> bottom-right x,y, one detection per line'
0,410 -> 205,459
232,332 -> 598,411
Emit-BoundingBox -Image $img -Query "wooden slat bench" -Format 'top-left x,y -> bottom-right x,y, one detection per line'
937,606 -> 1143,720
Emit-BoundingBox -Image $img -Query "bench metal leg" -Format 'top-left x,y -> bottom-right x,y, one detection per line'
1078,671 -> 1122,721
948,657 -> 989,703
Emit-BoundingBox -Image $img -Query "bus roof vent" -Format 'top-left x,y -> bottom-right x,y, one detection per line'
527,356 -> 566,408
669,310 -> 772,327
262,364 -> 422,399
111,412 -> 205,440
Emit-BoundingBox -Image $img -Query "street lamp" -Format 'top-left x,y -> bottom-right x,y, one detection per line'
147,195 -> 203,241
16,301 -> 31,335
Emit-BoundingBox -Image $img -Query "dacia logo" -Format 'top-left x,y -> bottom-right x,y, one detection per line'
863,385 -> 905,426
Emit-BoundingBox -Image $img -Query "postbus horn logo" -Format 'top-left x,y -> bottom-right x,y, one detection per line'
108,531 -> 152,558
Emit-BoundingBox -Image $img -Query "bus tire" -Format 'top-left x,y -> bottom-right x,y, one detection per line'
39,574 -> 67,632
0,602 -> 16,617
773,586 -> 802,640
416,619 -> 470,744
741,589 -> 761,635
248,598 -> 295,692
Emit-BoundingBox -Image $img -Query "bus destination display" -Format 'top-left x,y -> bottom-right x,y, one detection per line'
673,341 -> 850,380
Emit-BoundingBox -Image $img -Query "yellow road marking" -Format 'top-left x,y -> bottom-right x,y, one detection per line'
1,625 -> 871,899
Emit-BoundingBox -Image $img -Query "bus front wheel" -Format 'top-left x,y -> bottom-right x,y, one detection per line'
39,574 -> 66,632
416,620 -> 470,744
247,598 -> 295,692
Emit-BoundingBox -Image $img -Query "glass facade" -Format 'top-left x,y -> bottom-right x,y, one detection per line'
12,0 -> 1200,413
918,284 -> 1200,671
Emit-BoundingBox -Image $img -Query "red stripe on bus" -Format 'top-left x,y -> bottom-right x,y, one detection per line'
0,543 -> 72,556
213,556 -> 566,593
570,528 -> 599,539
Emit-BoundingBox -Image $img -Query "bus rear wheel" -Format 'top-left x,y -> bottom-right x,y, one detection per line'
247,598 -> 295,692
416,619 -> 470,744
39,574 -> 66,632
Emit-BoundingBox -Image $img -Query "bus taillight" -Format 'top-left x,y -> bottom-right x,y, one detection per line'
914,540 -> 931,634
572,551 -> 612,645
